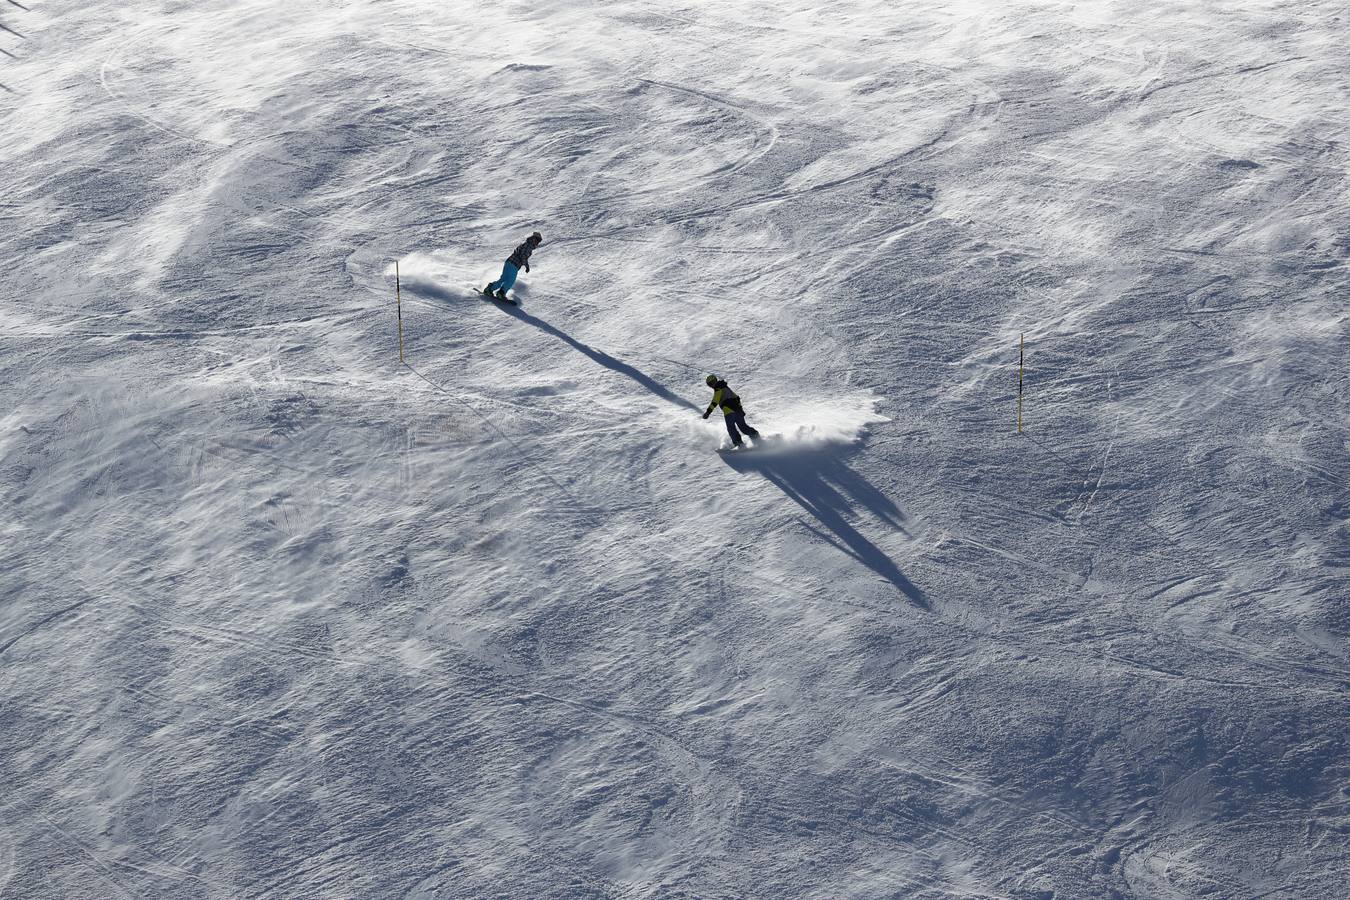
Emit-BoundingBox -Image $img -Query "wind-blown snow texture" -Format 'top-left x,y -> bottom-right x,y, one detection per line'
3,1 -> 1348,897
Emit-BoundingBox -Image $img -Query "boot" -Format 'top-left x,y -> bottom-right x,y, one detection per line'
495,289 -> 508,301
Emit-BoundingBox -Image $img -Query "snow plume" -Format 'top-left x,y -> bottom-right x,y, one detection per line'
761,390 -> 890,448
392,251 -> 479,303
671,387 -> 888,453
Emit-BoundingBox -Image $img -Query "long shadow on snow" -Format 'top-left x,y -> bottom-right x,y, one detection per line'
721,442 -> 927,608
411,279 -> 698,412
493,302 -> 700,412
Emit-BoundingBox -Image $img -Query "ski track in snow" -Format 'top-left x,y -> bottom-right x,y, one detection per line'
3,0 -> 1349,897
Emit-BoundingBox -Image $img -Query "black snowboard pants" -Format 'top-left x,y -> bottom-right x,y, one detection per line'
725,411 -> 760,445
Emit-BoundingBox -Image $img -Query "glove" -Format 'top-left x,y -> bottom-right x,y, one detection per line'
702,411 -> 710,419
525,264 -> 530,273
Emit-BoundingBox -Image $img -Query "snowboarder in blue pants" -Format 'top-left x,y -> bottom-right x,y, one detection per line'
484,231 -> 543,303
703,374 -> 761,448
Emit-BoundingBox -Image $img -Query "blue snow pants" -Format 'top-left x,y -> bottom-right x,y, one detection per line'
488,261 -> 519,293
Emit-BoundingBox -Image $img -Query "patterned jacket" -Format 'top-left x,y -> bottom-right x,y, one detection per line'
507,240 -> 537,269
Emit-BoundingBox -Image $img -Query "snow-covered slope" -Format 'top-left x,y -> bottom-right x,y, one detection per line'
2,1 -> 1347,897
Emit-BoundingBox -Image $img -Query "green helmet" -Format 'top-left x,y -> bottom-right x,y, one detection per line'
705,374 -> 719,387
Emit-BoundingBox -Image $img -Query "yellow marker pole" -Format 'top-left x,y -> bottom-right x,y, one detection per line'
396,260 -> 404,363
1017,332 -> 1024,433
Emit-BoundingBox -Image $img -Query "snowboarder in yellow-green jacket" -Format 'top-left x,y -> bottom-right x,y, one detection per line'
703,374 -> 761,449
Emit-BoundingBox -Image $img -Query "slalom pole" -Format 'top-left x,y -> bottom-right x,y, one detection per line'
1017,333 -> 1024,434
396,260 -> 404,363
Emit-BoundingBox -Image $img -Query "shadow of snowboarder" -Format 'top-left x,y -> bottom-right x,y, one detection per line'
403,279 -> 695,411
722,441 -> 926,608
495,303 -> 699,412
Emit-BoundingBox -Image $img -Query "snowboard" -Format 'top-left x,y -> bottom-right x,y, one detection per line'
481,287 -> 518,306
717,434 -> 776,453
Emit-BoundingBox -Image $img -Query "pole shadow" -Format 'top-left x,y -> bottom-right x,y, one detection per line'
722,442 -> 927,608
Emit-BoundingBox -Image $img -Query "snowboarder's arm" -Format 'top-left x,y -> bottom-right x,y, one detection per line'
702,389 -> 722,418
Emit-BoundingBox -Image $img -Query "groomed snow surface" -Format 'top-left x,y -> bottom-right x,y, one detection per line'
2,1 -> 1348,897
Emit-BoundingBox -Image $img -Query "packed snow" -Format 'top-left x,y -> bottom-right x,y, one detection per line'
2,0 -> 1347,897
